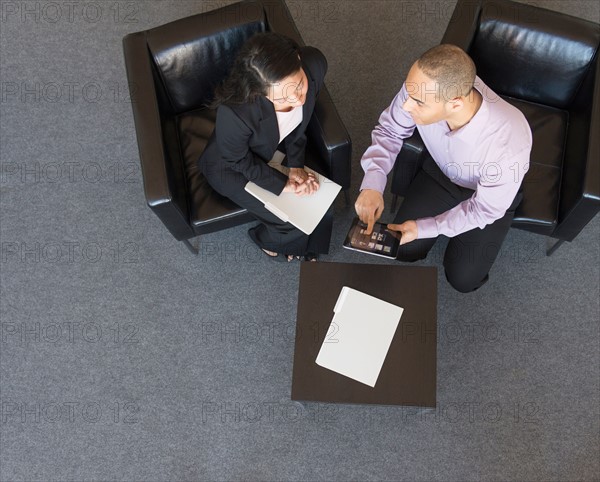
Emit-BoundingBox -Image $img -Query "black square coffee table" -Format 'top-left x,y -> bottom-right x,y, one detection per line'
291,261 -> 437,407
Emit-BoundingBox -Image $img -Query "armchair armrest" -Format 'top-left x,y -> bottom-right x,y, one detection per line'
307,85 -> 352,189
123,32 -> 194,241
390,130 -> 426,197
553,54 -> 600,241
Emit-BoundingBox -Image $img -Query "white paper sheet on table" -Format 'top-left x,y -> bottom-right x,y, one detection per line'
315,286 -> 403,387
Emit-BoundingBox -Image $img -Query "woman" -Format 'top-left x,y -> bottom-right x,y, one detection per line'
198,32 -> 332,262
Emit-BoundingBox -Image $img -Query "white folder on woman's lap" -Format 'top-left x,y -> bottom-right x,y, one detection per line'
244,159 -> 341,234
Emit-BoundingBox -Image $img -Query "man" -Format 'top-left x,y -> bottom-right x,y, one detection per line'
355,44 -> 532,292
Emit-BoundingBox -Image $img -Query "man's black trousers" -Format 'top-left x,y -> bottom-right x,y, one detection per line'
393,154 -> 522,293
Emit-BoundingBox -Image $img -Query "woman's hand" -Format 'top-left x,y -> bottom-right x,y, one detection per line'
295,173 -> 320,196
282,179 -> 302,194
288,167 -> 309,184
282,174 -> 320,196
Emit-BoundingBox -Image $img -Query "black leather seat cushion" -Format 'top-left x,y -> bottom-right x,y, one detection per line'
178,108 -> 250,230
504,97 -> 568,234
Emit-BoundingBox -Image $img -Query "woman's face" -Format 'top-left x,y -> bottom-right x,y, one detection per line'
266,68 -> 308,112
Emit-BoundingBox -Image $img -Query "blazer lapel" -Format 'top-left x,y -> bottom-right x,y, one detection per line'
253,96 -> 280,157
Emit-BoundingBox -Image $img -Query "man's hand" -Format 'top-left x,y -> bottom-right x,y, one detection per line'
387,220 -> 418,245
355,189 -> 384,234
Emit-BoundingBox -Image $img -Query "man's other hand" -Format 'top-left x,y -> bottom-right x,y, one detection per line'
355,189 -> 384,234
387,220 -> 418,245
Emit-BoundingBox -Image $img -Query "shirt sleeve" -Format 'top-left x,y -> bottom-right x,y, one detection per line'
416,147 -> 530,239
360,84 -> 416,193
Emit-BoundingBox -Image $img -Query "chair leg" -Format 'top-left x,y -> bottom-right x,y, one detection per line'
546,239 -> 565,256
182,238 -> 199,255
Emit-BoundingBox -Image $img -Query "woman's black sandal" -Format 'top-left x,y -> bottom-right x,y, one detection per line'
248,227 -> 296,262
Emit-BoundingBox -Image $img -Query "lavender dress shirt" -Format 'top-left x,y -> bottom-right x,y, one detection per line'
360,76 -> 532,239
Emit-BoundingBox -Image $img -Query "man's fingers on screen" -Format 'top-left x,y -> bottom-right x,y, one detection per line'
366,215 -> 375,235
387,223 -> 401,232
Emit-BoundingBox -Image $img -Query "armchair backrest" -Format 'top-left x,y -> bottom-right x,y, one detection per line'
146,1 -> 267,114
464,0 -> 599,110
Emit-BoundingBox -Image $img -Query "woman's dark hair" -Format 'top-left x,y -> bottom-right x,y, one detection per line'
209,32 -> 301,108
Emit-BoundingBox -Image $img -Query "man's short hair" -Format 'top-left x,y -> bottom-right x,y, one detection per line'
417,44 -> 476,100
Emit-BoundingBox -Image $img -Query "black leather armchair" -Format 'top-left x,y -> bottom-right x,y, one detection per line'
122,0 -> 351,254
390,0 -> 600,255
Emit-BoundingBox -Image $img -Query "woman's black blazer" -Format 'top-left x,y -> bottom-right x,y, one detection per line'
199,46 -> 327,196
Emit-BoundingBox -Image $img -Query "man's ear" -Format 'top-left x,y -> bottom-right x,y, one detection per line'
449,97 -> 464,112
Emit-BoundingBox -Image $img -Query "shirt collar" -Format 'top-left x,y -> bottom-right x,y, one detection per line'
444,76 -> 490,144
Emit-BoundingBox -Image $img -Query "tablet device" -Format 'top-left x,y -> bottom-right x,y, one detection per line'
343,217 -> 401,259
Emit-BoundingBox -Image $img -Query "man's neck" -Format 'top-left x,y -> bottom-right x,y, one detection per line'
447,90 -> 483,131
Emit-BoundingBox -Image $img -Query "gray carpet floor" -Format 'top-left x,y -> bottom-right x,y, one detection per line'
1,1 -> 599,481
